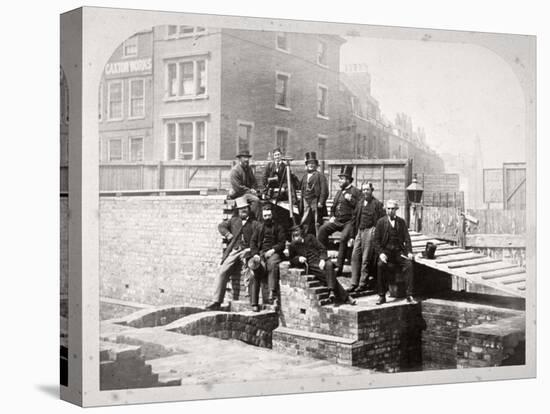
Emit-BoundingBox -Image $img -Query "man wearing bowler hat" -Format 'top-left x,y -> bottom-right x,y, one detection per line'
347,181 -> 386,293
229,149 -> 262,220
317,165 -> 361,276
372,199 -> 415,305
247,204 -> 287,312
205,196 -> 257,311
299,151 -> 328,235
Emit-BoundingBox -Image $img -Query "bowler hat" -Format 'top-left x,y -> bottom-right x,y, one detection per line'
338,165 -> 354,181
304,151 -> 319,165
235,196 -> 249,209
236,150 -> 253,158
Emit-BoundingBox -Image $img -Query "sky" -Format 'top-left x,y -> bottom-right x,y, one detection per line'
340,36 -> 527,169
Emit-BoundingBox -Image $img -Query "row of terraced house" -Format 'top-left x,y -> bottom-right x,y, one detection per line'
65,25 -> 443,174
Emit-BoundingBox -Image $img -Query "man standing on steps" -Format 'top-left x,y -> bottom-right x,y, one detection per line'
288,225 -> 356,306
347,181 -> 386,293
205,196 -> 257,311
299,152 -> 328,236
317,165 -> 361,276
247,204 -> 287,312
229,149 -> 262,221
372,200 -> 415,305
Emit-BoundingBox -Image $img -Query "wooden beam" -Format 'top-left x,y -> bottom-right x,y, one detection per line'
447,258 -> 501,269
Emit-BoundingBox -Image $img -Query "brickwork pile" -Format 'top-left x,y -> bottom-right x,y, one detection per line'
421,299 -> 524,369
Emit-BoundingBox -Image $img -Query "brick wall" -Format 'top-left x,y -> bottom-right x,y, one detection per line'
100,195 -> 226,307
421,299 -> 524,369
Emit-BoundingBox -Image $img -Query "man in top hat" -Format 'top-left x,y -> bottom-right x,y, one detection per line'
229,149 -> 262,220
247,204 -> 287,312
288,225 -> 356,306
347,181 -> 386,293
205,196 -> 257,311
372,200 -> 415,305
299,151 -> 328,235
317,165 -> 361,276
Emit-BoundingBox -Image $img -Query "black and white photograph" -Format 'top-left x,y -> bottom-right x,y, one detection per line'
52,1 -> 540,409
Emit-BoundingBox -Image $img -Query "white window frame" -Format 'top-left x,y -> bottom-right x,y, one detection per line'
275,127 -> 291,156
108,138 -> 123,162
166,25 -> 207,39
275,71 -> 291,111
317,39 -> 328,68
107,80 -> 124,121
164,119 -> 208,161
275,32 -> 290,53
122,37 -> 138,58
128,136 -> 144,162
128,78 -> 146,120
317,84 -> 329,120
164,56 -> 208,100
236,120 -> 254,155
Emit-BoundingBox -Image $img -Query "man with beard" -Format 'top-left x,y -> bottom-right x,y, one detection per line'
299,151 -> 328,236
317,165 -> 361,276
205,196 -> 257,311
229,150 -> 262,220
347,181 -> 386,293
372,200 -> 415,305
288,225 -> 356,306
247,204 -> 287,311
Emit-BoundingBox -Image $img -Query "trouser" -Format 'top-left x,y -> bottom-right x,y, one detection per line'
308,260 -> 349,302
249,253 -> 282,305
350,227 -> 376,287
317,220 -> 353,271
213,249 -> 247,304
376,253 -> 414,296
300,200 -> 322,236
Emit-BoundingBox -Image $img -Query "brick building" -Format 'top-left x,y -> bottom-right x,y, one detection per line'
98,30 -> 154,162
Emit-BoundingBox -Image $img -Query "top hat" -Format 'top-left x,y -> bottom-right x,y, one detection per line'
338,165 -> 354,181
236,150 -> 253,158
422,242 -> 437,259
304,151 -> 319,165
235,196 -> 249,209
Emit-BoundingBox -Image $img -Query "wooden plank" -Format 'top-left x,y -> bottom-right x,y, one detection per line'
436,253 -> 485,264
481,268 -> 526,280
465,234 -> 525,248
466,264 -> 520,275
412,239 -> 446,247
430,248 -> 472,257
447,258 -> 501,269
500,275 -> 527,285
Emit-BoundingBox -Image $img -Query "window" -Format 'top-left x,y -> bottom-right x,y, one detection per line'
108,138 -> 122,161
276,129 -> 289,155
98,82 -> 103,121
60,71 -> 69,125
276,32 -> 289,52
318,135 -> 327,161
165,58 -> 207,98
107,81 -> 123,120
123,37 -> 138,58
237,122 -> 253,153
317,85 -> 328,118
317,40 -> 328,66
165,120 -> 207,160
351,96 -> 363,118
129,137 -> 144,161
167,25 -> 207,39
275,72 -> 290,109
129,79 -> 145,118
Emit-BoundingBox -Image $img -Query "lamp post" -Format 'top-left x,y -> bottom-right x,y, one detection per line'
406,174 -> 424,232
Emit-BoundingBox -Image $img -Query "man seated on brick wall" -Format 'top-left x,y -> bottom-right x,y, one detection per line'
288,225 -> 356,306
317,165 -> 361,276
299,151 -> 328,236
347,181 -> 386,293
205,196 -> 257,311
229,149 -> 262,221
247,204 -> 287,312
372,200 -> 416,305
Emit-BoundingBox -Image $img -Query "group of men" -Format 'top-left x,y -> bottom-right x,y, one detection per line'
205,147 -> 415,312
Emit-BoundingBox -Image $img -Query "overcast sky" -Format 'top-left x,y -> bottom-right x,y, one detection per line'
340,36 -> 526,169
